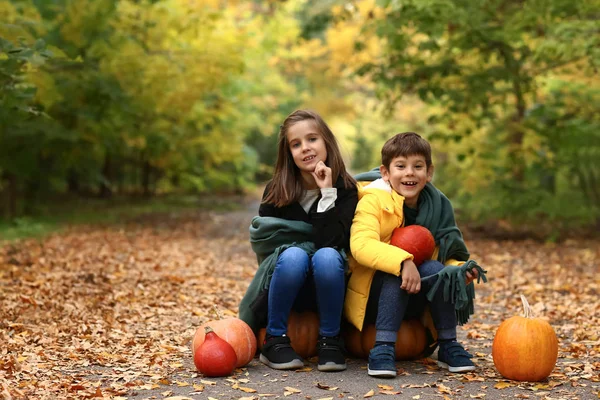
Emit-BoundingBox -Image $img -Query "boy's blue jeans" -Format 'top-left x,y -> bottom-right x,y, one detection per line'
365,260 -> 457,342
267,246 -> 345,337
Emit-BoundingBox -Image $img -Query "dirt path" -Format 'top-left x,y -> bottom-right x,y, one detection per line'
1,194 -> 599,399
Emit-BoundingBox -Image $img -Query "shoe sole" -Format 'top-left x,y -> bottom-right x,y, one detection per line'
367,367 -> 397,378
318,362 -> 347,372
259,354 -> 304,370
437,360 -> 476,373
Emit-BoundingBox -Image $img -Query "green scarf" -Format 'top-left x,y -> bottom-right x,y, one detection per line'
354,169 -> 487,324
238,216 -> 347,333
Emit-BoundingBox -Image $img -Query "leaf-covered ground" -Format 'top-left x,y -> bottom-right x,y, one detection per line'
1,197 -> 599,399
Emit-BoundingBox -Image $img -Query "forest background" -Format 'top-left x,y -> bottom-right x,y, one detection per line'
1,0 -> 599,240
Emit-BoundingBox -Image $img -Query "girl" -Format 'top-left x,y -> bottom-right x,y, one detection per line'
239,109 -> 358,372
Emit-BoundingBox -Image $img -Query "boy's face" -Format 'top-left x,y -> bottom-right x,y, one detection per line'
380,154 -> 433,208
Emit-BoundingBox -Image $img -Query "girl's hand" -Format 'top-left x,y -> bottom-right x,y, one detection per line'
311,160 -> 333,188
401,259 -> 421,294
466,268 -> 479,285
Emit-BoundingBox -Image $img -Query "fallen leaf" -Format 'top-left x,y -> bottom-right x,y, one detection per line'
316,383 -> 338,391
379,389 -> 401,395
192,384 -> 204,392
364,389 -> 375,398
437,384 -> 452,394
463,374 -> 485,382
530,383 -> 550,391
140,383 -> 159,390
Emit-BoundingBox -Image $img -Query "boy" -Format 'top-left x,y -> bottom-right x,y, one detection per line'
344,132 -> 480,378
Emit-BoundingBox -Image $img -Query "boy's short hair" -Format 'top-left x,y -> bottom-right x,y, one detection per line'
381,132 -> 432,169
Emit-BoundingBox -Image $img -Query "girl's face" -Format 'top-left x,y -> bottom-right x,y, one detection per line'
380,154 -> 433,208
287,120 -> 328,184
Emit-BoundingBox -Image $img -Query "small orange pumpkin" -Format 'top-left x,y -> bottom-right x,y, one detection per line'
257,311 -> 319,358
492,295 -> 558,382
344,319 -> 426,360
192,317 -> 257,368
390,225 -> 436,266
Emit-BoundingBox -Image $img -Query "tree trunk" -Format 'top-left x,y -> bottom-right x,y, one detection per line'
508,65 -> 527,183
99,153 -> 113,198
142,160 -> 151,197
67,168 -> 80,194
2,172 -> 18,219
114,160 -> 124,195
499,44 -> 528,183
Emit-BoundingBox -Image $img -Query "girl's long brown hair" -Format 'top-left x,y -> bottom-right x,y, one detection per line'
263,109 -> 357,207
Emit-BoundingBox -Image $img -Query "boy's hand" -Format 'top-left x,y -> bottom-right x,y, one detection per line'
401,259 -> 421,294
311,161 -> 333,189
466,267 -> 479,285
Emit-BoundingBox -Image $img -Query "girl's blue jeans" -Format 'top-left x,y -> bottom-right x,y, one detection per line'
365,260 -> 457,342
267,246 -> 345,337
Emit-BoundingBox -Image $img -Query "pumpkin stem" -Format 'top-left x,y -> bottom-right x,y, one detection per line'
211,305 -> 224,320
204,326 -> 214,334
520,294 -> 532,318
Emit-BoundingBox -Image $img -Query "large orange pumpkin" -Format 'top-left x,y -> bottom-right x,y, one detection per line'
492,295 -> 558,382
344,307 -> 438,360
344,319 -> 426,360
419,306 -> 439,357
257,311 -> 319,358
192,317 -> 257,368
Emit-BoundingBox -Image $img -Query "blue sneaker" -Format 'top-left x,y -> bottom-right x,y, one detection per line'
437,341 -> 476,373
367,345 -> 397,378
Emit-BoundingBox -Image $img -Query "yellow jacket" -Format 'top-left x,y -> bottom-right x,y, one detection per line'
344,179 -> 461,330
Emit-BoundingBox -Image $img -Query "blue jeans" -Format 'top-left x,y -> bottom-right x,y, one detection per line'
267,246 -> 345,337
365,260 -> 457,342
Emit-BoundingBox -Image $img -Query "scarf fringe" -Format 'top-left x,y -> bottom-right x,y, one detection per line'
425,261 -> 488,325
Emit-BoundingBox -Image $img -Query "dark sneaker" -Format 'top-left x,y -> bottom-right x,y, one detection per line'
259,335 -> 304,370
367,345 -> 397,378
437,341 -> 476,373
317,336 -> 346,372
